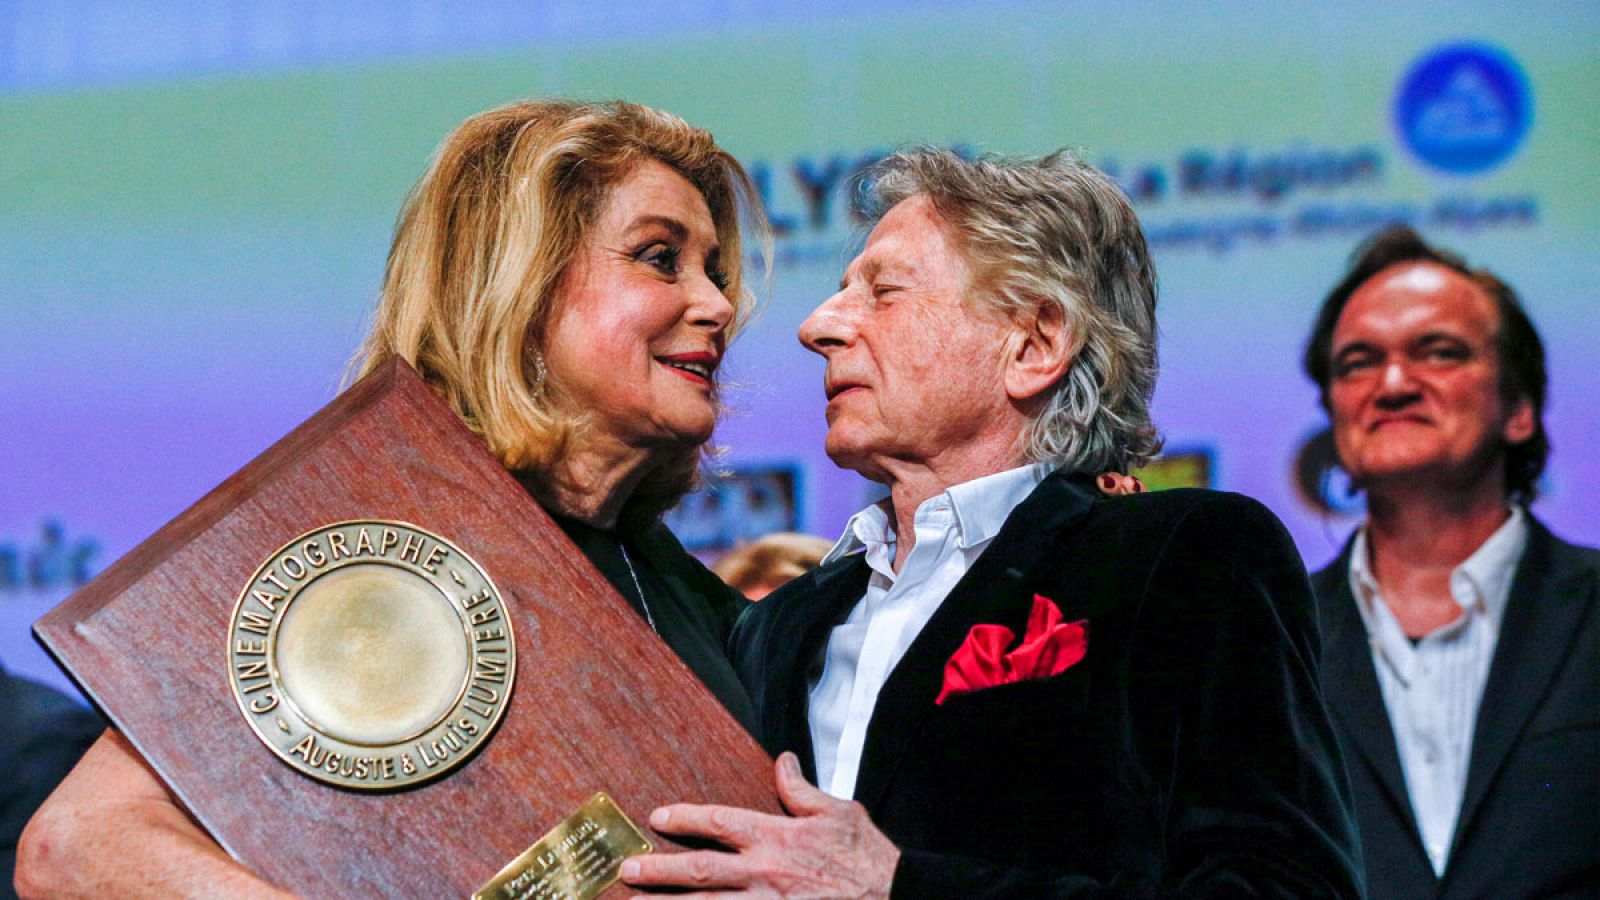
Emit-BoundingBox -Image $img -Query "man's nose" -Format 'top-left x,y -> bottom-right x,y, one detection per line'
1374,359 -> 1422,408
798,290 -> 854,356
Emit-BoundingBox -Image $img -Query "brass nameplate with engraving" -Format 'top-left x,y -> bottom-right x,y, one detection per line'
474,792 -> 652,900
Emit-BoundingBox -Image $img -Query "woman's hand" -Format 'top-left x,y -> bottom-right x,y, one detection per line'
1097,471 -> 1146,496
16,730 -> 294,899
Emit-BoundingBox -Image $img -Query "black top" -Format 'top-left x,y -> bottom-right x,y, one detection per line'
551,513 -> 757,734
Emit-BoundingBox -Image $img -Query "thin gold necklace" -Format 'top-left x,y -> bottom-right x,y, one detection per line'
617,542 -> 659,634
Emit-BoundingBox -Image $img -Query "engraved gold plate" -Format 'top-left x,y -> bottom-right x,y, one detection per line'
228,520 -> 515,790
474,793 -> 652,900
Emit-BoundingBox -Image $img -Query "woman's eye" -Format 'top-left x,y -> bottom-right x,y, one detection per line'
707,267 -> 731,291
637,244 -> 681,276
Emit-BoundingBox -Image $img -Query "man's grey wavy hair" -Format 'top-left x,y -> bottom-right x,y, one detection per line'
857,148 -> 1162,472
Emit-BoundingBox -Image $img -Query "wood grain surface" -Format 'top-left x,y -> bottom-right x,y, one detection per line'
35,359 -> 779,898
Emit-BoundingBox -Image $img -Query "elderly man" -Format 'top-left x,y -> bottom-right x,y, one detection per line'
622,149 -> 1363,897
1302,226 -> 1598,899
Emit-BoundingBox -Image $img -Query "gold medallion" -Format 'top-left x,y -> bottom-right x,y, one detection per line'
228,520 -> 515,790
474,793 -> 652,900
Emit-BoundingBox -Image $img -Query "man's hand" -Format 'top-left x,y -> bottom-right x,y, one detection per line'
619,752 -> 900,899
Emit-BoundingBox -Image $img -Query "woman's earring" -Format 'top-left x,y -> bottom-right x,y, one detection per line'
528,348 -> 548,391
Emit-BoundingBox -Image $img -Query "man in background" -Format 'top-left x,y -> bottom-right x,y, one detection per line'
1303,225 -> 1598,898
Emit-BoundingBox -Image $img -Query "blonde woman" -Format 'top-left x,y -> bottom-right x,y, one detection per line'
18,99 -> 765,898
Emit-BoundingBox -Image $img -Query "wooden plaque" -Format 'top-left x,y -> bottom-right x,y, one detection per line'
35,359 -> 779,898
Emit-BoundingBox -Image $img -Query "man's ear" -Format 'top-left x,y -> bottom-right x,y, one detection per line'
1004,301 -> 1072,403
1503,395 -> 1536,445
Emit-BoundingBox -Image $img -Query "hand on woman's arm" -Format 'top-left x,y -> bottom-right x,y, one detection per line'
16,730 -> 294,900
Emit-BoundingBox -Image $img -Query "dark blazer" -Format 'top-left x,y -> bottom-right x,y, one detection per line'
734,473 -> 1364,898
1313,517 -> 1599,899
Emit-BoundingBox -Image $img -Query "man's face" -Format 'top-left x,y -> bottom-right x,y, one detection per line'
797,195 -> 1019,482
1327,261 -> 1534,495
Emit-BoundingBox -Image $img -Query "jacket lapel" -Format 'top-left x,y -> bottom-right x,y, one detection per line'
851,472 -> 1097,813
1452,519 -> 1597,856
764,557 -> 871,781
1314,550 -> 1419,838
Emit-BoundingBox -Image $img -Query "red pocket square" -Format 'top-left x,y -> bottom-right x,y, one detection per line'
935,594 -> 1088,705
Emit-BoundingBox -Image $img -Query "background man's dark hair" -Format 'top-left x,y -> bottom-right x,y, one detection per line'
1302,224 -> 1549,504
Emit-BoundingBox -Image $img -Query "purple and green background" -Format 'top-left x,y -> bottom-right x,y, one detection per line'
4,0 -> 1597,697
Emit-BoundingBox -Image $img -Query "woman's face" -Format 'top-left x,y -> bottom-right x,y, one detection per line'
542,159 -> 735,453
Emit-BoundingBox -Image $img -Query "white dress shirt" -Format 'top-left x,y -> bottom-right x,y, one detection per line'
1348,507 -> 1527,876
808,463 -> 1053,799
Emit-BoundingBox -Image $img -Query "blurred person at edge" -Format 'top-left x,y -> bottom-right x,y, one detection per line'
16,98 -> 768,899
622,148 -> 1364,898
1,661 -> 100,900
1302,225 -> 1598,899
713,532 -> 835,600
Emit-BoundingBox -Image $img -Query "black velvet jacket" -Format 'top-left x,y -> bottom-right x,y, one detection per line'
734,473 -> 1364,898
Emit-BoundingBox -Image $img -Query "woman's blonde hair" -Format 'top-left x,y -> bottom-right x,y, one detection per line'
355,99 -> 765,516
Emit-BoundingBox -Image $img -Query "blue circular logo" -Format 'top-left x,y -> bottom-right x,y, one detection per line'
1394,42 -> 1531,175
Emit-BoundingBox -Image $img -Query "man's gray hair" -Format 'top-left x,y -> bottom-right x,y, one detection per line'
857,148 -> 1162,473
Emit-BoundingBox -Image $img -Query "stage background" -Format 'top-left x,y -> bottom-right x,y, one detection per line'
4,0 -> 1596,697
